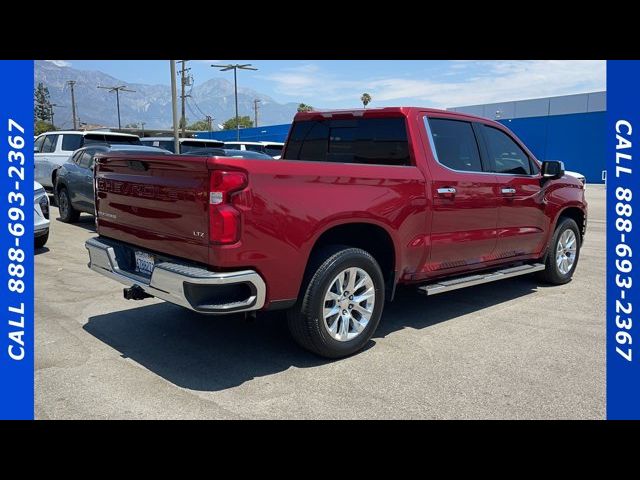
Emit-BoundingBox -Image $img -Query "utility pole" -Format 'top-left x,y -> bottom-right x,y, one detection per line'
66,80 -> 78,129
50,103 -> 65,130
211,64 -> 258,141
141,121 -> 146,138
253,99 -> 260,128
97,85 -> 136,130
177,60 -> 191,137
170,61 -> 180,154
205,115 -> 213,132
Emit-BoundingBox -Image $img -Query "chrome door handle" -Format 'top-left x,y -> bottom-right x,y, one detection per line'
501,188 -> 516,195
437,187 -> 457,195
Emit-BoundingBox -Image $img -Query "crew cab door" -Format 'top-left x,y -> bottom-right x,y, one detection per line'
423,115 -> 498,272
478,123 -> 547,258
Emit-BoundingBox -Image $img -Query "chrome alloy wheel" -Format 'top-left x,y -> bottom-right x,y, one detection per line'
322,267 -> 376,342
556,229 -> 577,275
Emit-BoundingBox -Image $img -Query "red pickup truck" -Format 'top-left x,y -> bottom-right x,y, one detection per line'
85,107 -> 587,358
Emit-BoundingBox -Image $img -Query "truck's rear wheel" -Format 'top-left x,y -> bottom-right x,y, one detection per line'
287,247 -> 385,358
538,217 -> 581,285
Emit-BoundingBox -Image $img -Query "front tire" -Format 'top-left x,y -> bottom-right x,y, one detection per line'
287,247 -> 385,358
538,217 -> 581,284
57,187 -> 80,223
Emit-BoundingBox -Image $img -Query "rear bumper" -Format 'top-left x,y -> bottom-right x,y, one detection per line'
85,236 -> 266,314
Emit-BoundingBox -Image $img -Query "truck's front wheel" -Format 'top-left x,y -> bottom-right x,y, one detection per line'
538,216 -> 581,284
287,247 -> 385,358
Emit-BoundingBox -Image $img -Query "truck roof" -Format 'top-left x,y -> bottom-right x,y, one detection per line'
294,106 -> 494,124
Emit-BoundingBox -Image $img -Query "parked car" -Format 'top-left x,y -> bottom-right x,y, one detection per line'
140,137 -> 224,153
181,148 -> 274,160
565,170 -> 586,185
35,130 -> 141,191
222,141 -> 284,158
86,107 -> 587,358
55,144 -> 169,223
34,181 -> 50,249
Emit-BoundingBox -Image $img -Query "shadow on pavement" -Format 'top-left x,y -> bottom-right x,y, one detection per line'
84,276 -> 539,392
56,214 -> 96,233
35,246 -> 50,255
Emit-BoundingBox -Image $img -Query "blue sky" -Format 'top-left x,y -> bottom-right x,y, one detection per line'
50,60 -> 606,109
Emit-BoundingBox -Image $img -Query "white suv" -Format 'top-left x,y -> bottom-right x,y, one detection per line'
34,130 -> 141,190
222,141 -> 284,159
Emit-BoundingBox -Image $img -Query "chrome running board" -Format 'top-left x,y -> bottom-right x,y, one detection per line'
418,263 -> 546,296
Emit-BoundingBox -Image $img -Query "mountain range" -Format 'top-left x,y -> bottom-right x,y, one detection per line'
34,60 -> 300,130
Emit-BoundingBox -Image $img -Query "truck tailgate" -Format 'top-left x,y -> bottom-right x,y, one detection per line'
95,153 -> 210,264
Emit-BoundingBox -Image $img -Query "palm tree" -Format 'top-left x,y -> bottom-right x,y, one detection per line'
361,93 -> 372,109
297,103 -> 314,112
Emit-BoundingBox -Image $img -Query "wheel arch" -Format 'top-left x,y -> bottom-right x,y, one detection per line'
304,221 -> 398,301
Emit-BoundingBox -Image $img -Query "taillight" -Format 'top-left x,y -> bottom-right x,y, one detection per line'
209,170 -> 247,244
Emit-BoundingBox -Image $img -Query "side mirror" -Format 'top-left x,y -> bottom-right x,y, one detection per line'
542,160 -> 565,180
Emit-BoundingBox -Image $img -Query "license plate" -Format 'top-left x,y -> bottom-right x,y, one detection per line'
134,251 -> 155,276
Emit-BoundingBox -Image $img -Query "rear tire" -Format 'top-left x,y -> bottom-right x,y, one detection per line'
57,187 -> 80,223
287,247 -> 385,358
538,217 -> 581,285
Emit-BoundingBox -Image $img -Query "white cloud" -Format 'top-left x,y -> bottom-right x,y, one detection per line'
263,60 -> 606,108
46,60 -> 71,67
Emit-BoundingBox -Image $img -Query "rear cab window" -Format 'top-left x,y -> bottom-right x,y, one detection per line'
283,117 -> 411,166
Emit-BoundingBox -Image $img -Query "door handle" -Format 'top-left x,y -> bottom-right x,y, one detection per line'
501,188 -> 516,195
437,187 -> 457,195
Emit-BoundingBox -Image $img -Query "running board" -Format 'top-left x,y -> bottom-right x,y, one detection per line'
418,263 -> 546,296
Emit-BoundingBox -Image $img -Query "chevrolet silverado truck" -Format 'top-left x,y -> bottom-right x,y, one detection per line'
85,107 -> 587,358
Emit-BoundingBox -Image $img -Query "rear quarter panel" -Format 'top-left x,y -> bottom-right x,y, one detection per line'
209,157 -> 428,303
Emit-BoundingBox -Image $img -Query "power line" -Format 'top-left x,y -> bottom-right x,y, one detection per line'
97,84 -> 136,129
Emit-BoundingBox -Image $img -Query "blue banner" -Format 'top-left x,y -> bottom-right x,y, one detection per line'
607,60 -> 640,419
0,60 -> 34,419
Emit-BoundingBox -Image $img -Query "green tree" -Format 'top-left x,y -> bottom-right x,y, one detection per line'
187,120 -> 211,131
179,117 -> 188,130
297,103 -> 314,112
34,82 -> 52,122
35,120 -> 55,136
222,116 -> 253,130
361,92 -> 372,109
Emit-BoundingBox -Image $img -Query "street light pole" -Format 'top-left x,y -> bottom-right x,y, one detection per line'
211,63 -> 258,141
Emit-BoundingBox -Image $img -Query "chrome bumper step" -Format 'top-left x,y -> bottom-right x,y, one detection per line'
418,263 -> 545,296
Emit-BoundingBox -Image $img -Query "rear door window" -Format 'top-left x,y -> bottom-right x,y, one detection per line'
79,150 -> 94,169
426,118 -> 483,173
284,117 -> 411,166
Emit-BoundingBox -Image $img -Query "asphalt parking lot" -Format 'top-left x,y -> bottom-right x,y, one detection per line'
35,186 -> 606,419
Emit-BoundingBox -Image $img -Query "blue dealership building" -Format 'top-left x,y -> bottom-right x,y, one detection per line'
196,91 -> 606,184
